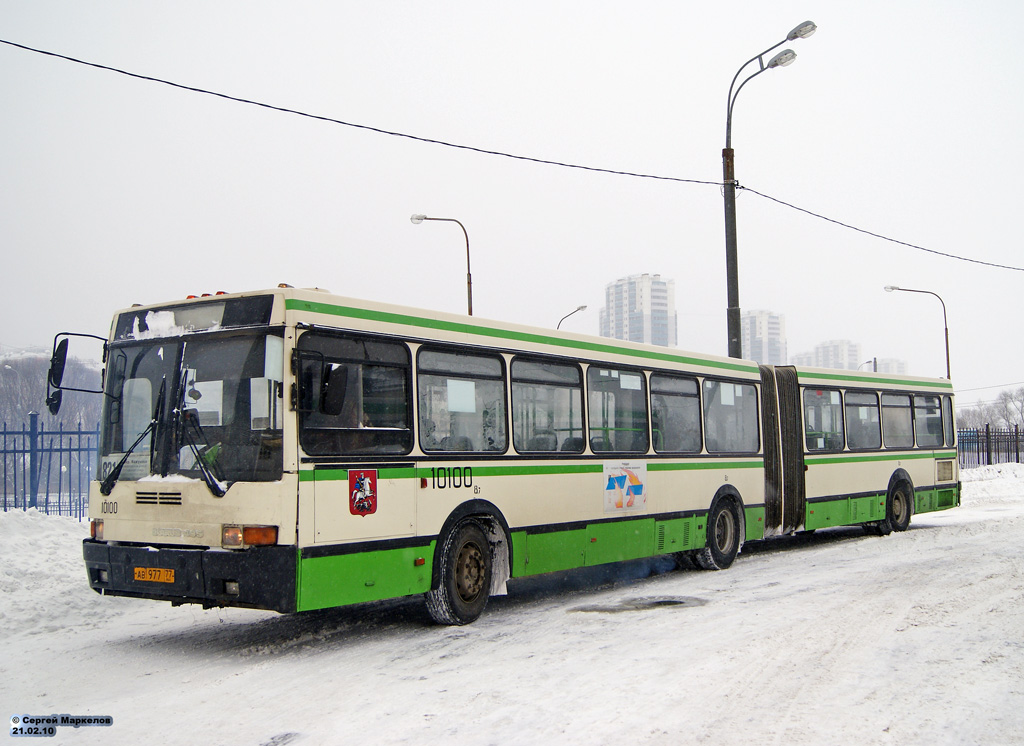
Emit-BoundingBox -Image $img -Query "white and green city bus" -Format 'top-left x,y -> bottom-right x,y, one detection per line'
47,286 -> 960,625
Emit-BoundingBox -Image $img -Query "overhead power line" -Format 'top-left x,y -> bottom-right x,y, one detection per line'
957,381 -> 1024,394
0,38 -> 716,188
3,37 -> 1023,274
741,187 -> 1024,273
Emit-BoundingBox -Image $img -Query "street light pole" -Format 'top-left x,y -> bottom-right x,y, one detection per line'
557,305 -> 587,330
884,285 -> 951,379
411,214 -> 473,316
722,21 -> 816,358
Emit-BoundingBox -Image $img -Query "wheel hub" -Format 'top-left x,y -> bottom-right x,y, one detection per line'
455,541 -> 485,602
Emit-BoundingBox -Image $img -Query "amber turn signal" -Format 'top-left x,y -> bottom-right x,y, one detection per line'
243,526 -> 278,546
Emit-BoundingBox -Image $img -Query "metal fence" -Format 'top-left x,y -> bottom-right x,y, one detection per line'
957,426 -> 1023,469
2,413 -> 98,519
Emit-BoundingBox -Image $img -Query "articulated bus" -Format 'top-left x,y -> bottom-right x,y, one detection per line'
47,286 -> 960,625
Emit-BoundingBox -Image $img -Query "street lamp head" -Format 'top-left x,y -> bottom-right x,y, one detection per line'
787,20 -> 817,41
884,285 -> 900,292
767,49 -> 797,69
575,305 -> 587,312
410,214 -> 427,224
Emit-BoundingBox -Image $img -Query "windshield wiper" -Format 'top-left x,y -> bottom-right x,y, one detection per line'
173,351 -> 227,497
179,409 -> 226,497
100,377 -> 166,496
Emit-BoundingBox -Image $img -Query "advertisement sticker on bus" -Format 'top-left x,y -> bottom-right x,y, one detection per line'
603,462 -> 647,512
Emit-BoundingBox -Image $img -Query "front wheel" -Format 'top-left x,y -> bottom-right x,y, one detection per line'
696,499 -> 740,571
425,521 -> 492,625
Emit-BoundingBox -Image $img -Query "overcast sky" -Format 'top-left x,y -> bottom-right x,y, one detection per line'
2,1 -> 1022,406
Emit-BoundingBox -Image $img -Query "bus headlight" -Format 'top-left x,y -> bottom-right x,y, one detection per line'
91,520 -> 104,541
222,525 -> 278,548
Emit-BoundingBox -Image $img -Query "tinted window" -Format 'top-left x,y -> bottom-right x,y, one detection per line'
512,359 -> 583,453
845,391 -> 881,449
882,394 -> 914,448
297,333 -> 412,456
587,367 -> 649,453
651,374 -> 700,453
942,396 -> 956,447
803,388 -> 844,451
418,349 -> 507,453
703,380 -> 758,453
914,395 -> 944,447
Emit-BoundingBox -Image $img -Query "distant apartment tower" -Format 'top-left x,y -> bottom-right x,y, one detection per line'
741,310 -> 787,365
875,358 -> 908,375
791,340 -> 863,371
599,273 -> 677,347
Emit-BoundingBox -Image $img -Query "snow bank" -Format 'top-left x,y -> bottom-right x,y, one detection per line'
0,509 -> 122,636
960,462 -> 1024,482
960,463 -> 1024,508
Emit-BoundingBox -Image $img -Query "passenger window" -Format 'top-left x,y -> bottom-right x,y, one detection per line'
942,395 -> 956,447
297,333 -> 412,456
882,394 -> 914,448
418,349 -> 507,453
845,391 -> 881,449
803,389 -> 844,451
702,380 -> 758,453
511,359 -> 583,453
651,374 -> 701,453
914,395 -> 944,447
587,367 -> 649,453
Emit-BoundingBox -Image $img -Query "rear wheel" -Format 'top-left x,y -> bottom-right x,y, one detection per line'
696,499 -> 740,570
425,521 -> 492,625
888,483 -> 913,532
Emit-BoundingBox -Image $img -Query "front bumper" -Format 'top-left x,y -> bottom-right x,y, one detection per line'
83,539 -> 297,612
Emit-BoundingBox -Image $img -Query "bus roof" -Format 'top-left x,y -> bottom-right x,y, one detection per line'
109,286 -> 953,391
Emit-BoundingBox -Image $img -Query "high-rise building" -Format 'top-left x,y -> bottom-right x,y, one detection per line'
741,310 -> 787,365
876,358 -> 908,375
598,273 -> 677,347
791,340 -> 863,371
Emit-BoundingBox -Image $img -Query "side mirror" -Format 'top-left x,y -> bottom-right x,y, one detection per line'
46,389 -> 63,416
46,337 -> 70,415
48,337 -> 69,389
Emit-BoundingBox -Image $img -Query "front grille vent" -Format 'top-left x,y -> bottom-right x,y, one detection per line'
136,491 -> 183,506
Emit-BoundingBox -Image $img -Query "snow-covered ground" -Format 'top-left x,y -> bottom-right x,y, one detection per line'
3,465 -> 1023,745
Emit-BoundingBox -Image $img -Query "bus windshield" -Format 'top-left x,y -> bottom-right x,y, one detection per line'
100,330 -> 285,487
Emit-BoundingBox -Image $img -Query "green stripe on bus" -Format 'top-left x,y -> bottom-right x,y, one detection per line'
797,370 -> 953,390
285,298 -> 759,374
648,460 -> 762,472
805,450 -> 957,466
300,459 -> 764,481
302,467 -> 420,482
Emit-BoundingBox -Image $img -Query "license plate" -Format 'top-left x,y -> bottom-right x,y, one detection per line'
134,567 -> 175,583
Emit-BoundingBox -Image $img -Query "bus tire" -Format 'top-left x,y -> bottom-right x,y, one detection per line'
425,521 -> 492,625
888,482 -> 913,532
696,499 -> 740,571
